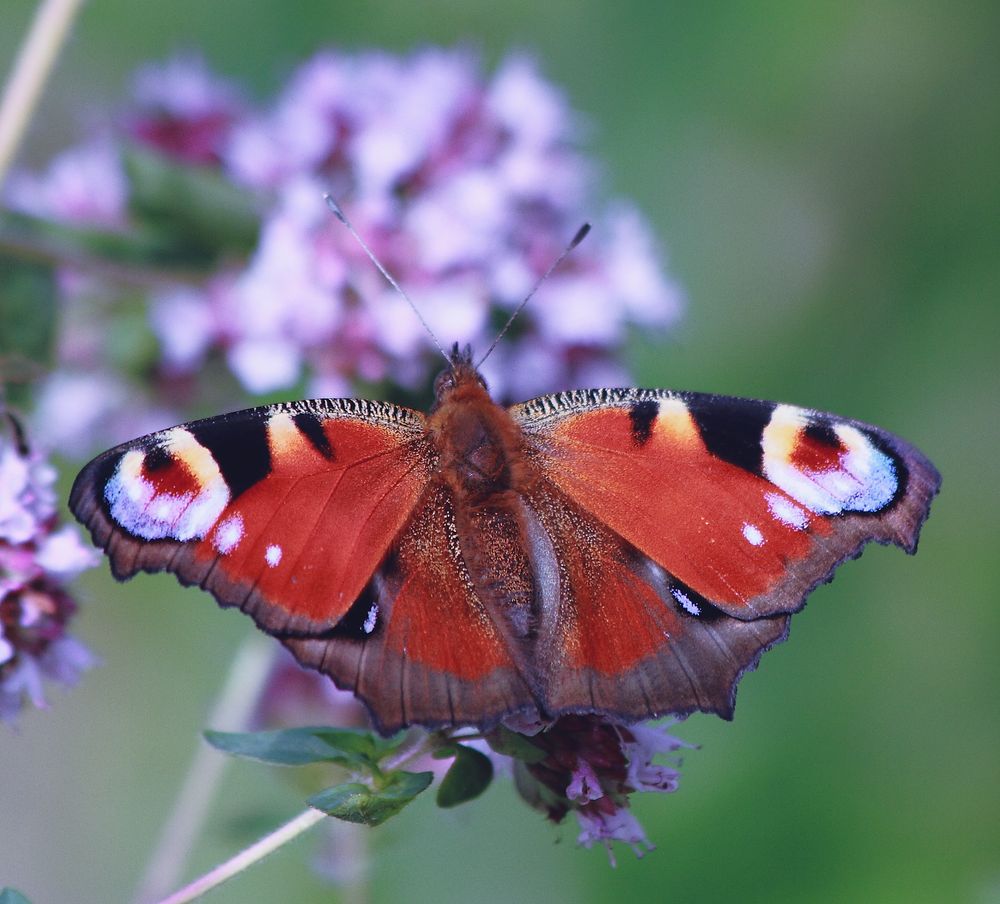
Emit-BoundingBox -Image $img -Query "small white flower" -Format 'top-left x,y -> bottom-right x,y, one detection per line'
151,287 -> 216,369
132,53 -> 241,118
35,526 -> 100,576
228,337 -> 303,393
5,141 -> 127,227
575,807 -> 654,864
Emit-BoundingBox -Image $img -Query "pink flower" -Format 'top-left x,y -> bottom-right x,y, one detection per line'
30,371 -> 178,457
128,54 -> 243,164
11,47 -> 682,451
0,416 -> 98,723
165,49 -> 682,403
495,714 -> 690,862
576,805 -> 654,865
5,141 -> 127,227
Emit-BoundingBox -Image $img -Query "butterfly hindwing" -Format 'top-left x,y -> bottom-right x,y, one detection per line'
513,389 -> 941,622
69,399 -> 434,636
523,480 -> 791,720
283,482 -> 535,734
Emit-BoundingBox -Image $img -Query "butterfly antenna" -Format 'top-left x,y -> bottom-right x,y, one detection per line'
324,195 -> 451,366
477,222 -> 591,368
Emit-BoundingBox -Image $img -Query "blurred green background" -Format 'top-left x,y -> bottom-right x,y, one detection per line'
1,1 -> 997,902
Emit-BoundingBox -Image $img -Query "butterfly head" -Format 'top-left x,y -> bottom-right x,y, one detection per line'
432,343 -> 489,411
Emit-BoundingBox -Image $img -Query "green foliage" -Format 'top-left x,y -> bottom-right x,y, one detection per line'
0,252 -> 55,406
436,745 -> 494,808
0,254 -> 55,362
204,726 -> 403,770
0,889 -> 32,904
0,208 -> 176,267
124,148 -> 260,263
484,725 -> 547,763
206,726 -> 437,828
207,727 -> 499,826
308,771 -> 434,827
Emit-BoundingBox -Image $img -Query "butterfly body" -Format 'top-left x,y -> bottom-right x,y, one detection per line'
429,358 -> 530,504
70,348 -> 940,734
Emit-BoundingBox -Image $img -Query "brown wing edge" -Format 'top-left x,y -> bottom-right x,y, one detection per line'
281,614 -> 793,735
729,428 -> 941,621
544,615 -> 793,727
280,625 -> 541,738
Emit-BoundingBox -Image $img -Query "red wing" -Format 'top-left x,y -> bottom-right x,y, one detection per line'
70,399 -> 433,636
520,481 -> 788,720
513,389 -> 940,620
283,484 -> 534,735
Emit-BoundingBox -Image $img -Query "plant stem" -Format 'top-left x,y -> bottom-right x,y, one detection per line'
152,727 -> 445,903
133,634 -> 275,904
0,0 -> 88,188
153,807 -> 328,904
0,231 -> 208,289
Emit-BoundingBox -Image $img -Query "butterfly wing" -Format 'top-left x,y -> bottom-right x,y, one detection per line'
70,399 -> 435,637
512,389 -> 939,718
284,482 -> 535,734
520,479 -> 790,721
71,398 -> 536,732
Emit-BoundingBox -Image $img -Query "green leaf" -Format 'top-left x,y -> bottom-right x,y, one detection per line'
431,743 -> 461,760
436,744 -> 494,808
124,148 -> 260,261
0,253 -> 56,367
205,726 -> 394,769
0,889 -> 33,904
308,770 -> 434,827
485,725 -> 548,764
0,208 -> 185,267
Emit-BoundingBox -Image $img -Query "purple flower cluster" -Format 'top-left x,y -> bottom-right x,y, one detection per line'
499,713 -> 691,863
146,49 -> 680,399
9,48 -> 680,456
0,415 -> 97,722
3,45 -> 690,856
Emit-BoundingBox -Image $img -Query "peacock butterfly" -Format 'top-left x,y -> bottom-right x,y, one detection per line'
69,342 -> 940,735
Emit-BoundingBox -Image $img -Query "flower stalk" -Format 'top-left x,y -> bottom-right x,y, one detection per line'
133,633 -> 275,904
153,807 -> 328,904
152,728 -> 441,904
0,0 -> 88,187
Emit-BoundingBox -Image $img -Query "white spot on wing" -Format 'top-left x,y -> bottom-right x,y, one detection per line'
104,430 -> 230,541
832,425 -> 898,511
363,604 -> 378,634
265,544 -> 282,567
742,522 -> 765,546
671,587 -> 700,616
761,407 -> 898,515
214,514 -> 244,554
765,492 -> 810,530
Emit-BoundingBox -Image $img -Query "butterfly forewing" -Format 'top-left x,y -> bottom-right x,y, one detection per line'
513,388 -> 941,621
70,398 -> 433,636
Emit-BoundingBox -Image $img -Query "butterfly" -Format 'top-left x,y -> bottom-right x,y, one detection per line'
69,342 -> 940,735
